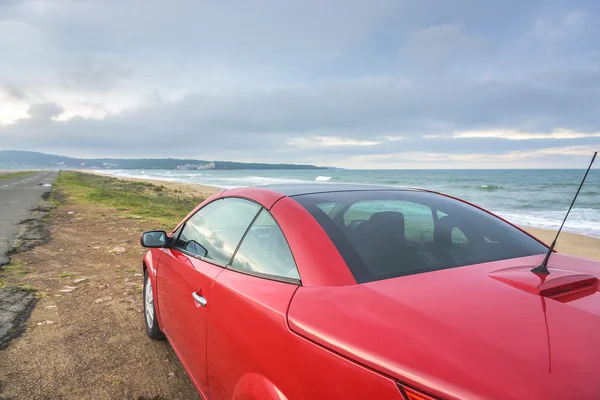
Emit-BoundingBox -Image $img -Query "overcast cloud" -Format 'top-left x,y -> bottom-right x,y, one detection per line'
1,0 -> 599,168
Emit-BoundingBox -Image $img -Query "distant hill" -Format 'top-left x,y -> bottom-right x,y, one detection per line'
0,150 -> 326,170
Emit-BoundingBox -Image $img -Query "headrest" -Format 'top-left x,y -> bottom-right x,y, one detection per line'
434,215 -> 454,245
369,211 -> 405,227
352,210 -> 406,246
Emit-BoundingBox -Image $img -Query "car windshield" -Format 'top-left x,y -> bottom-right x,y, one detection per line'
293,190 -> 548,283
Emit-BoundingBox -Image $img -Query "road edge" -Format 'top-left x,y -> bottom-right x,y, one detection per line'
0,174 -> 59,349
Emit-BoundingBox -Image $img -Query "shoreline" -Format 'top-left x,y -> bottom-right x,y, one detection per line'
524,228 -> 600,261
85,170 -> 221,197
86,171 -> 600,261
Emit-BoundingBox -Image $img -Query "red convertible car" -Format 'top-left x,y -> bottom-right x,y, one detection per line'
140,184 -> 600,400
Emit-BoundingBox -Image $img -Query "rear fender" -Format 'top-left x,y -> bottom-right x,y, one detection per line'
233,373 -> 288,400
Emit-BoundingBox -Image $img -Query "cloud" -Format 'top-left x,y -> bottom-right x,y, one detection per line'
347,145 -> 599,169
441,129 -> 600,140
288,136 -> 382,147
403,24 -> 485,68
59,58 -> 133,91
1,75 -> 599,164
0,0 -> 599,167
26,102 -> 64,120
2,82 -> 29,101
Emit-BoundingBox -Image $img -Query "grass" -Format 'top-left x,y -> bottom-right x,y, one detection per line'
58,272 -> 75,278
15,283 -> 37,293
2,259 -> 24,273
0,258 -> 36,292
0,171 -> 34,180
54,171 -> 205,229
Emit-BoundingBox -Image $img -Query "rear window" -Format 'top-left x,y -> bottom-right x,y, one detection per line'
293,190 -> 547,283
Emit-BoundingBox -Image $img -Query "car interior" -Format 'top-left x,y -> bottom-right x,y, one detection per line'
299,193 -> 547,283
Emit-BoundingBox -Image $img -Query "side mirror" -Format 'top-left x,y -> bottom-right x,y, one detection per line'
140,230 -> 168,248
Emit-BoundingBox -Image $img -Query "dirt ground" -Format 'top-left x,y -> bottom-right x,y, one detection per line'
0,202 -> 200,399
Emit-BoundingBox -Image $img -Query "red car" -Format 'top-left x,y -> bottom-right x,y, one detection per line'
140,184 -> 600,400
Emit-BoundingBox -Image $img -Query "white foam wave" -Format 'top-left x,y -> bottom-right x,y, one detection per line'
495,208 -> 600,238
207,176 -> 311,188
92,170 -> 185,183
315,176 -> 332,182
107,170 -> 317,187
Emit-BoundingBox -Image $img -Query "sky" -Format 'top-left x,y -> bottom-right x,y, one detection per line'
1,0 -> 599,169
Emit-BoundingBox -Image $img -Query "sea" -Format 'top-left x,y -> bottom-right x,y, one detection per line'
97,169 -> 600,238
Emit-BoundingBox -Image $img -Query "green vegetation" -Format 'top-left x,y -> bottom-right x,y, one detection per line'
0,259 -> 35,290
55,171 -> 205,228
58,272 -> 74,278
15,283 -> 37,293
0,150 -> 327,170
0,171 -> 33,179
213,160 -> 324,170
2,259 -> 24,273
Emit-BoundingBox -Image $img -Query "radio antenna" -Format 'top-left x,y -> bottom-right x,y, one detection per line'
531,152 -> 597,275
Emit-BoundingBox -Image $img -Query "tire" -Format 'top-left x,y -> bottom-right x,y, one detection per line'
144,270 -> 165,340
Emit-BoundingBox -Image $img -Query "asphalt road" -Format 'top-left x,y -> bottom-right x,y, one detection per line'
0,171 -> 58,348
0,171 -> 58,266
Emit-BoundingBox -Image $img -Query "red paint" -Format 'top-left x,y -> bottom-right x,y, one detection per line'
219,186 -> 285,209
207,268 -> 401,399
288,253 -> 600,400
400,384 -> 439,400
489,265 -> 598,298
270,197 -> 356,287
156,248 -> 224,397
142,186 -> 600,400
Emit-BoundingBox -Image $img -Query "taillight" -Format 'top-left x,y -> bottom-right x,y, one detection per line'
398,383 -> 439,400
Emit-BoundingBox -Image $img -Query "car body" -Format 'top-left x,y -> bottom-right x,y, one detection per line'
140,184 -> 600,400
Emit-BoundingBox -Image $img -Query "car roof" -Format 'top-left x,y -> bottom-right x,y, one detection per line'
258,183 -> 421,197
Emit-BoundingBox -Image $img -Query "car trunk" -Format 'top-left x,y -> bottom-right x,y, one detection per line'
287,253 -> 600,400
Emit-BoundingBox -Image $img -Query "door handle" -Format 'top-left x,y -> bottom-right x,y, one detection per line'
192,292 -> 207,307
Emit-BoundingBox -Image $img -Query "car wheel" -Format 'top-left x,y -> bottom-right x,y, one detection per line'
144,270 -> 165,340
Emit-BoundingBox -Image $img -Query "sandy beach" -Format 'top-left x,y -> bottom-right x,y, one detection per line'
86,170 -> 221,197
525,228 -> 600,261
87,171 -> 600,262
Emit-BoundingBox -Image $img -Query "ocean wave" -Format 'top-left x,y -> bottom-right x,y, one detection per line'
315,176 -> 332,182
496,208 -> 600,238
92,170 -> 184,183
581,191 -> 600,196
196,175 -> 313,188
478,184 -> 502,191
96,170 -> 312,188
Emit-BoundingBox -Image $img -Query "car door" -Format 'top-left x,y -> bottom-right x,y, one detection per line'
157,197 -> 261,396
206,208 -> 301,399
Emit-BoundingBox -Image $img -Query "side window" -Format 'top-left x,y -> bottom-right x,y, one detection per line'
344,200 -> 435,244
176,198 -> 261,265
316,202 -> 336,216
451,227 -> 468,244
230,209 -> 300,281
